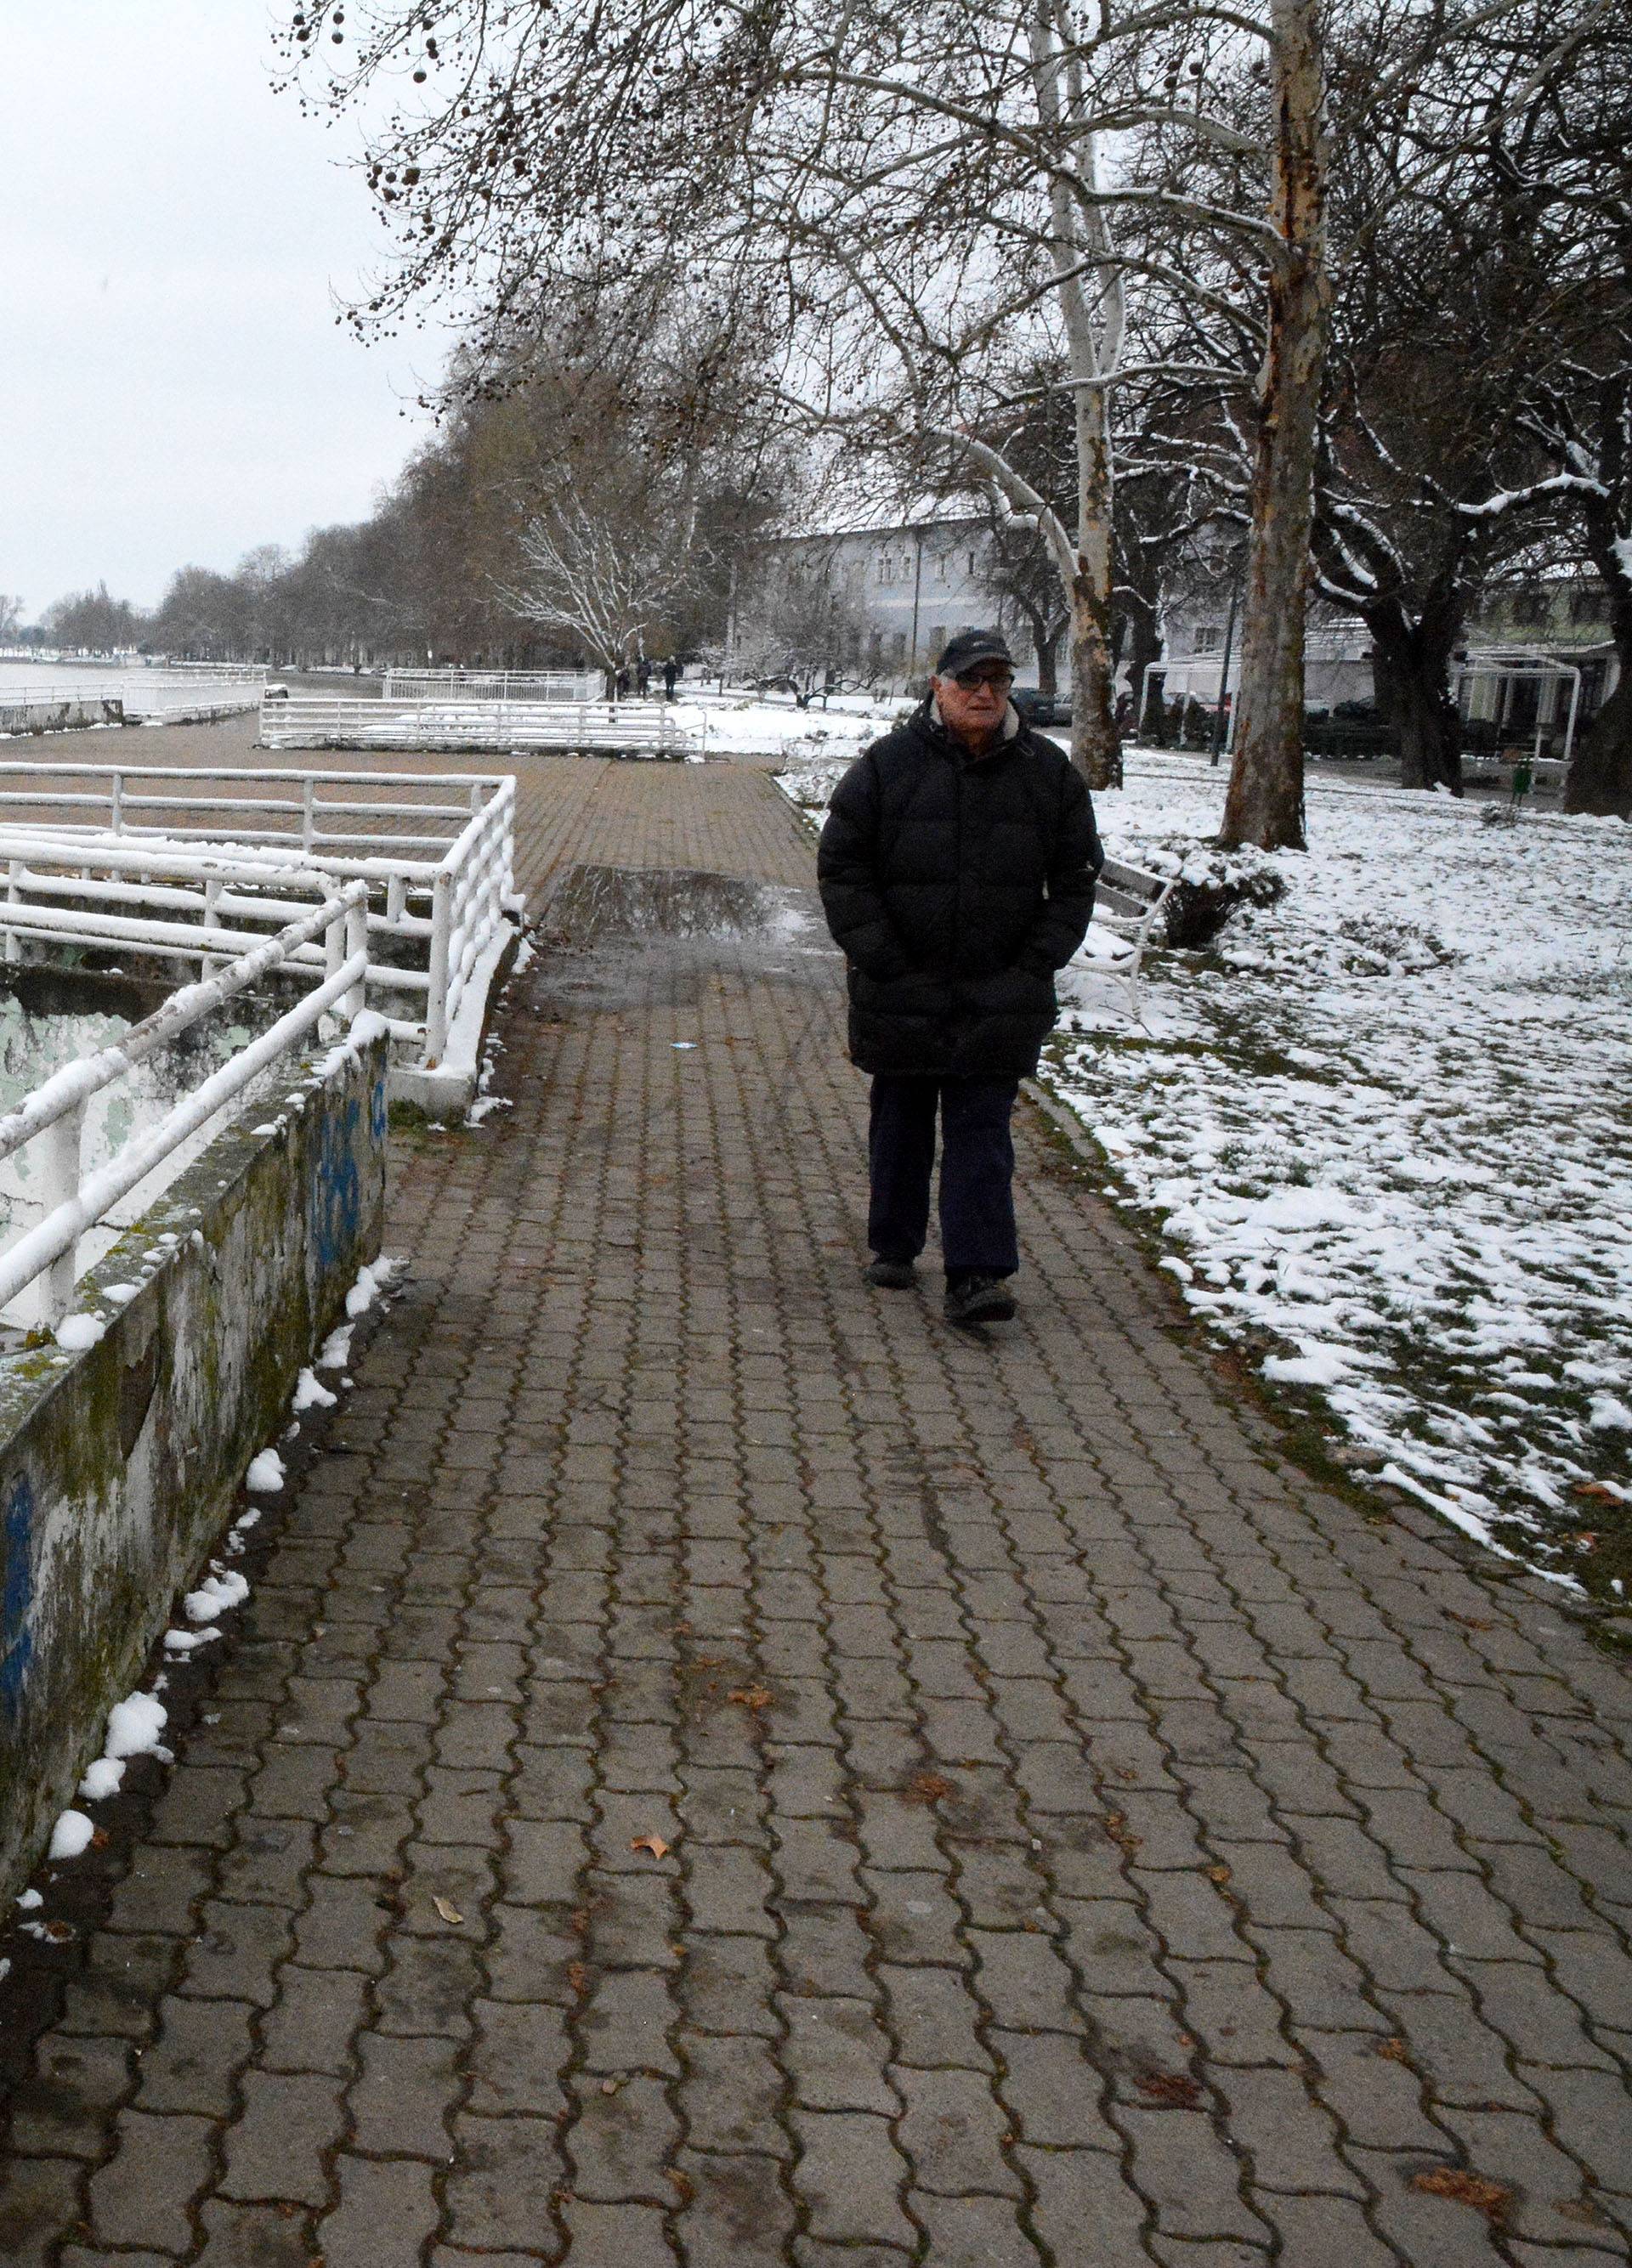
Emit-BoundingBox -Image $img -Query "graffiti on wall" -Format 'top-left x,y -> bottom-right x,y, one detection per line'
1,1473 -> 33,1722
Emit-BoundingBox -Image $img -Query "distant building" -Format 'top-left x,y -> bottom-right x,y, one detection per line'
756,495 -> 1031,690
1456,575 -> 1618,758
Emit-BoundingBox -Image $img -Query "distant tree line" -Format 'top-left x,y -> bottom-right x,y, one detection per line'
16,304 -> 787,675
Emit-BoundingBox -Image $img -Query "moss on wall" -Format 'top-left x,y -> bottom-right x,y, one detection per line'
0,1032 -> 388,1903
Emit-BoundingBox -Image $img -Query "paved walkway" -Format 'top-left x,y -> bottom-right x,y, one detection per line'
3,759 -> 1630,2265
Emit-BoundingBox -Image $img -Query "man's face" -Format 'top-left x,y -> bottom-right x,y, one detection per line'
934,660 -> 1013,749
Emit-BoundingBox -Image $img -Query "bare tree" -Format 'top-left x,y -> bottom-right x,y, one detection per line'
500,485 -> 706,683
723,549 -> 872,700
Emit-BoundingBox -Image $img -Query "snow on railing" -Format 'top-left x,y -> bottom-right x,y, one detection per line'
0,880 -> 370,1328
382,667 -> 601,701
259,692 -> 696,760
0,764 -> 519,1072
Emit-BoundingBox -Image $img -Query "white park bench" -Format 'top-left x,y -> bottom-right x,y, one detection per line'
1088,856 -> 1179,1019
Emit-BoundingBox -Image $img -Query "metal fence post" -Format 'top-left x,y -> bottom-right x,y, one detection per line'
302,777 -> 317,857
202,877 -> 222,979
425,870 -> 452,1066
110,772 -> 125,834
41,1100 -> 86,1327
3,857 -> 19,964
344,893 -> 369,1020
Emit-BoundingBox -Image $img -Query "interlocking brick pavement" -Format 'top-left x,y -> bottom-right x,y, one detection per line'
2,753 -> 1630,2263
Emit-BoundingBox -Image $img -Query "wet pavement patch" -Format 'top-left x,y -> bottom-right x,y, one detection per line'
543,862 -> 829,947
534,863 -> 837,1012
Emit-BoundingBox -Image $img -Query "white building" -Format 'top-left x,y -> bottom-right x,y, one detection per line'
756,496 -> 1035,690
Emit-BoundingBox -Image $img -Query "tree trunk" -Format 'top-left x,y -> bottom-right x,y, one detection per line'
1564,495 -> 1632,817
1563,657 -> 1632,815
1036,620 -> 1063,698
1125,606 -> 1164,740
1066,334 -> 1122,789
1221,0 -> 1329,852
1368,609 -> 1464,795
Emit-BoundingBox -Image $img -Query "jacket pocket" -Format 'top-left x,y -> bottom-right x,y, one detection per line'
960,965 -> 1057,1021
853,967 -> 955,1021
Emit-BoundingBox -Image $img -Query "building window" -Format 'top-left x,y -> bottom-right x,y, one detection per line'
935,554 -> 948,582
1571,582 -> 1607,625
1193,623 -> 1222,655
967,550 -> 977,577
1513,588 -> 1546,626
876,553 -> 890,585
892,631 -> 907,660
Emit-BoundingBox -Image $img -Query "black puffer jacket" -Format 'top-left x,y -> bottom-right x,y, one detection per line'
818,699 -> 1103,1078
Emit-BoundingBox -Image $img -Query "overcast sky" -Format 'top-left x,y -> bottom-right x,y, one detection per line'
3,3 -> 443,616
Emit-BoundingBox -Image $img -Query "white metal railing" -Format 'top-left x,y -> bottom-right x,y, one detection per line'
382,668 -> 601,701
0,881 -> 370,1326
260,692 -> 695,759
0,764 -> 518,1071
0,676 -> 264,725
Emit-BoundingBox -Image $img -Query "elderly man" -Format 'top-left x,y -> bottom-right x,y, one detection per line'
818,629 -> 1103,1327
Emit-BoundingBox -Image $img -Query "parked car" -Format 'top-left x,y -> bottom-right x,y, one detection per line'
1012,687 -> 1073,728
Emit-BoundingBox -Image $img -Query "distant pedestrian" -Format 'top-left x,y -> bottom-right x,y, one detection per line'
818,630 -> 1102,1327
638,657 -> 652,696
1510,750 -> 1534,807
663,659 -> 679,702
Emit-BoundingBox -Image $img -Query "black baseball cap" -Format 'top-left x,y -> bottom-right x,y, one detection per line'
934,628 -> 1014,677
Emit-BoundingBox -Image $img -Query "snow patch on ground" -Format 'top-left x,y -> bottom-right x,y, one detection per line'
184,1569 -> 251,1624
105,1691 -> 168,1758
245,1448 -> 286,1493
292,1366 -> 337,1412
346,1254 -> 401,1317
48,1811 -> 95,1860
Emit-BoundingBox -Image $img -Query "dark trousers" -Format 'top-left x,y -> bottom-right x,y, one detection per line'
868,1075 -> 1020,1280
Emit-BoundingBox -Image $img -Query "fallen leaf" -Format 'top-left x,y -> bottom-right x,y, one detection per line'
1572,1480 -> 1623,1502
1411,2166 -> 1510,2222
1133,2068 -> 1202,2107
1103,1811 -> 1143,1856
903,1771 -> 954,1807
1208,1864 -> 1232,1886
432,1896 -> 464,1926
728,1684 -> 774,1713
567,1960 -> 589,1994
1443,1610 -> 1495,1632
631,1833 -> 671,1859
669,2169 -> 695,2203
1374,2037 -> 1412,2064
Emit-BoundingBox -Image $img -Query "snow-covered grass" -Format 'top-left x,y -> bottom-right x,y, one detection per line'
682,688 -> 902,766
778,741 -> 1632,1603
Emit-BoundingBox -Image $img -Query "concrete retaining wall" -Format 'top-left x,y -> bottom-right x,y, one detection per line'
0,695 -> 126,735
0,1027 -> 388,1904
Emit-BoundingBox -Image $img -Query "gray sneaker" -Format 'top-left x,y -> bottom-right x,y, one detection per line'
864,1257 -> 917,1289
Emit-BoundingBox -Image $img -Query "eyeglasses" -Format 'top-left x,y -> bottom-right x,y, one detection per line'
952,668 -> 1013,691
